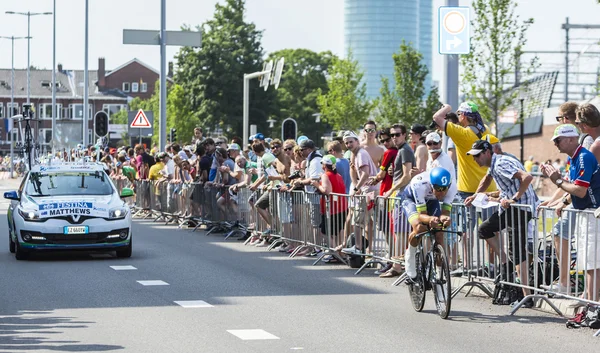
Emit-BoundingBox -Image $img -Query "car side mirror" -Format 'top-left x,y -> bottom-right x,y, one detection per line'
120,188 -> 134,198
3,191 -> 20,201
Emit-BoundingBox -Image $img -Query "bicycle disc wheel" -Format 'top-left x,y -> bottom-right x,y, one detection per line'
431,243 -> 452,319
408,248 -> 426,312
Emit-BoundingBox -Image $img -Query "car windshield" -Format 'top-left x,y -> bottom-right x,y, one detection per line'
26,171 -> 113,197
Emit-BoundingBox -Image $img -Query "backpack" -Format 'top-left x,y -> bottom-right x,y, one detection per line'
492,265 -> 524,305
566,305 -> 600,329
346,233 -> 369,269
528,256 -> 560,289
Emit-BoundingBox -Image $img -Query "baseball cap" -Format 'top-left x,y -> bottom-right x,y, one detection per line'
255,133 -> 265,140
466,140 -> 492,156
457,101 -> 479,114
261,152 -> 276,166
248,134 -> 255,142
297,135 -> 308,145
410,124 -> 427,135
265,137 -> 272,144
227,143 -> 240,151
299,139 -> 316,149
321,154 -> 337,168
342,131 -> 359,142
551,124 -> 579,141
425,132 -> 441,144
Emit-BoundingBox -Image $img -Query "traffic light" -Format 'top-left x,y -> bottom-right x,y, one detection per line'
94,111 -> 109,137
170,128 -> 177,143
282,118 -> 297,141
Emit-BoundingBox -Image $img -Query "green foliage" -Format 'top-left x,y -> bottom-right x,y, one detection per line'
393,40 -> 429,127
460,0 -> 537,132
316,51 -> 372,131
373,77 -> 400,126
266,48 -> 335,140
175,0 -> 273,138
422,86 -> 442,124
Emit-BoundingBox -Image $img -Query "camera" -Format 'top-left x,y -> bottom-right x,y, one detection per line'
288,170 -> 302,180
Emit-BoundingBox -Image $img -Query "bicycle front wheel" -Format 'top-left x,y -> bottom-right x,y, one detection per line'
431,243 -> 452,319
408,248 -> 426,312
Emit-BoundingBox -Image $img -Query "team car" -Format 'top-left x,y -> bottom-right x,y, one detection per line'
4,162 -> 134,260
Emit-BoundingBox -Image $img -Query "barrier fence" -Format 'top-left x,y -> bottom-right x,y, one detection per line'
113,177 -> 600,336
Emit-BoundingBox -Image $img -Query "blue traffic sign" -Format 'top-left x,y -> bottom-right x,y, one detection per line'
438,7 -> 470,55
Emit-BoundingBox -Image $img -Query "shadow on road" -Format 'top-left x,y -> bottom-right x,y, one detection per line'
0,311 -> 124,351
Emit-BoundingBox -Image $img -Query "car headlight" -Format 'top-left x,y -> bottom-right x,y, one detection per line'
18,208 -> 41,221
108,207 -> 128,219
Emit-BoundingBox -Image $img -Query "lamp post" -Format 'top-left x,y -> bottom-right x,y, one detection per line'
5,10 -> 53,105
519,90 -> 526,164
0,36 -> 31,178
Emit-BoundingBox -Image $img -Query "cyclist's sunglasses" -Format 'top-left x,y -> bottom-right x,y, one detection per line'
433,185 -> 449,192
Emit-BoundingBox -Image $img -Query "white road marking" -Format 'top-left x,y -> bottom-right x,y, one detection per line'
110,265 -> 137,270
227,329 -> 280,340
174,300 -> 213,308
137,280 -> 169,286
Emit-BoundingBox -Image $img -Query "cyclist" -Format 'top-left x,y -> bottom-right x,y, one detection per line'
402,167 -> 456,278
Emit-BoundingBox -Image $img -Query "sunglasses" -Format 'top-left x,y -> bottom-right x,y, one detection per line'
283,147 -> 293,151
390,133 -> 403,137
300,147 -> 307,151
379,138 -> 391,144
555,116 -> 566,122
364,128 -> 376,133
327,149 -> 335,153
433,185 -> 449,192
426,141 -> 440,146
553,138 -> 561,145
271,145 -> 282,149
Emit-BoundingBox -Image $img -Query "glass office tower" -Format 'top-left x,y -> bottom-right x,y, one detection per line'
344,0 -> 433,99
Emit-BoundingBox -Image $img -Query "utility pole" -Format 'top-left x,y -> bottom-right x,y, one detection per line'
564,17 -> 569,102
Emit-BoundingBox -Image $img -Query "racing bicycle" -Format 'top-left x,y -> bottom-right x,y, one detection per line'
407,226 -> 461,319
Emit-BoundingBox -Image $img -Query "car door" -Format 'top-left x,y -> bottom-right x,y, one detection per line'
7,173 -> 28,240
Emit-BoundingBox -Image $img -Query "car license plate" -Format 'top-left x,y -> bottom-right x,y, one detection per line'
63,226 -> 89,235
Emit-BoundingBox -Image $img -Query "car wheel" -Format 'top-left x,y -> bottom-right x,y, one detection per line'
9,231 -> 15,254
15,240 -> 29,261
116,237 -> 132,258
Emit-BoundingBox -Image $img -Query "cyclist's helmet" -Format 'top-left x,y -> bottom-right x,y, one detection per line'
429,167 -> 452,188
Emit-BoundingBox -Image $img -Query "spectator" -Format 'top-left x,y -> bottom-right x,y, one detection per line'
575,103 -> 600,162
361,120 -> 384,167
445,112 -> 459,166
192,127 -> 204,146
326,140 -> 351,194
409,124 -> 428,173
384,124 -> 415,198
248,142 -> 277,245
540,124 -> 600,302
149,153 -> 166,181
465,139 -> 537,306
524,156 -> 534,172
368,128 -> 397,196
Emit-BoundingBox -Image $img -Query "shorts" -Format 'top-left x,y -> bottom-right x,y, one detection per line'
478,209 -> 531,264
277,192 -> 293,224
320,212 -> 347,236
310,204 -> 321,227
256,191 -> 271,210
552,207 -> 576,240
402,198 -> 441,225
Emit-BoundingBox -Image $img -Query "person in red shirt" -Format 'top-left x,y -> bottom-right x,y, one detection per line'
368,128 -> 397,195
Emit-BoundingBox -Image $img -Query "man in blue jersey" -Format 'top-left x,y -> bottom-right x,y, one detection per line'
541,124 -> 600,301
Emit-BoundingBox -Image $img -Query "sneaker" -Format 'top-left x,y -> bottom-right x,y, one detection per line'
341,245 -> 361,255
405,246 -> 417,279
255,239 -> 269,247
374,263 -> 393,276
248,236 -> 260,245
306,248 -> 322,257
541,282 -> 569,294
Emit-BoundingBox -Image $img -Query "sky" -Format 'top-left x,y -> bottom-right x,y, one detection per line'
0,0 -> 598,97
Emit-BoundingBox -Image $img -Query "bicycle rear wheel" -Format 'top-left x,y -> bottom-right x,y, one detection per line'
431,243 -> 452,319
408,248 -> 426,312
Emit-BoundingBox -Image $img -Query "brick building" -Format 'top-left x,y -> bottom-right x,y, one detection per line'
0,57 -> 167,154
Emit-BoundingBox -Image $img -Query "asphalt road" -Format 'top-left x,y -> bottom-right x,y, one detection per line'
0,180 -> 598,352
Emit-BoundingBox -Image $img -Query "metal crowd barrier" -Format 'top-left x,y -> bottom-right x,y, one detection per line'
113,177 -> 600,336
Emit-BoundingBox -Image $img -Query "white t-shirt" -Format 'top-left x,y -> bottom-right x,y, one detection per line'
166,158 -> 175,177
305,151 -> 323,193
354,148 -> 379,193
427,152 -> 458,202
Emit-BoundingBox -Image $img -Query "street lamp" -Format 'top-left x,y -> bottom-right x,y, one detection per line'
0,36 -> 31,179
5,10 -> 53,105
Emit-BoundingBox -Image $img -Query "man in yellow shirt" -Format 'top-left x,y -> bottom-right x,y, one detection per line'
149,153 -> 166,181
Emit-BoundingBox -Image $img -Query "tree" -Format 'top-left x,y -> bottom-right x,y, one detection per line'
175,0 -> 273,137
373,77 -> 400,126
460,0 -> 536,133
422,86 -> 442,124
266,49 -> 335,140
316,51 -> 372,131
393,40 -> 429,127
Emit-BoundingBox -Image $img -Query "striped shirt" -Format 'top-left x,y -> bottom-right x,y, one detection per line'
488,153 -> 538,213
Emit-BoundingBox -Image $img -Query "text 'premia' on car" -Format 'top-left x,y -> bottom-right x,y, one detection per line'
4,162 -> 134,260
